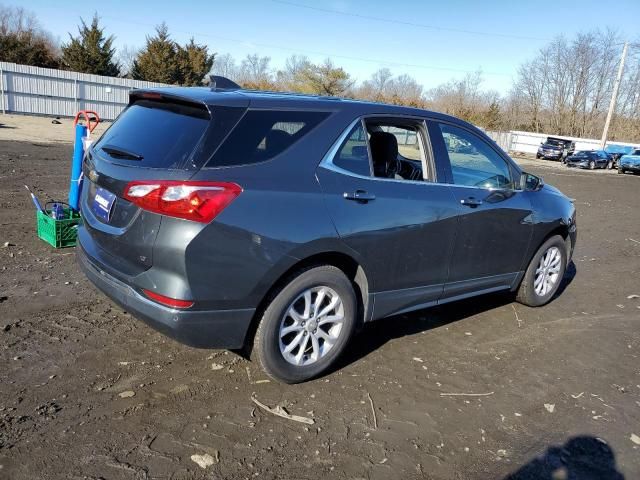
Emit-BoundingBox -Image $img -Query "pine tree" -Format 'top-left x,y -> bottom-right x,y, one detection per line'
177,38 -> 215,86
483,101 -> 502,130
61,14 -> 120,76
131,23 -> 181,84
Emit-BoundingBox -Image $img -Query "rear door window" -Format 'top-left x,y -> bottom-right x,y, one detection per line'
93,99 -> 212,169
207,110 -> 330,167
333,122 -> 372,176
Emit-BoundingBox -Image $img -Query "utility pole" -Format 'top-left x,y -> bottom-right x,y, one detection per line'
600,42 -> 629,149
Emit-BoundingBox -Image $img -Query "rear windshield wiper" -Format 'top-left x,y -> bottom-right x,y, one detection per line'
100,145 -> 144,161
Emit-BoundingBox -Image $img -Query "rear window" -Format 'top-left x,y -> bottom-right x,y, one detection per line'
207,110 -> 330,167
94,99 -> 211,169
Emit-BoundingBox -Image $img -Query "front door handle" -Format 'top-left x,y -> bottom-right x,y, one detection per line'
460,197 -> 483,207
344,190 -> 376,202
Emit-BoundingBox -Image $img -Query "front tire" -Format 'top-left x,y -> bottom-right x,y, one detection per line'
517,236 -> 567,307
588,160 -> 596,170
252,266 -> 357,383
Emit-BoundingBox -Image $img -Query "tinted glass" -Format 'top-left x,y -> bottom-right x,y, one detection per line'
94,100 -> 210,169
208,110 -> 330,167
333,123 -> 371,176
438,123 -> 514,189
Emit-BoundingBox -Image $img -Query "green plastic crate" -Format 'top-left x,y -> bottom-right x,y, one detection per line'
36,208 -> 81,248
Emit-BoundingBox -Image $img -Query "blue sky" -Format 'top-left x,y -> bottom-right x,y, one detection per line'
19,0 -> 640,93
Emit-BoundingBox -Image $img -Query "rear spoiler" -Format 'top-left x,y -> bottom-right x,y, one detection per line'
128,90 -> 211,119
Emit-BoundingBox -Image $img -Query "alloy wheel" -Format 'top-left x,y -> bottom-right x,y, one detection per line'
534,246 -> 562,297
278,286 -> 344,366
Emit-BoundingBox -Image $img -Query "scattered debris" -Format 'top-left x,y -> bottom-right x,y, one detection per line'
571,392 -> 584,399
118,391 -> 135,398
251,395 -> 315,425
544,403 -> 555,413
2,242 -> 13,248
412,357 -> 424,363
210,363 -> 224,371
464,332 -> 473,336
51,119 -> 62,125
627,238 -> 640,245
254,379 -> 270,384
367,392 -> 378,430
440,391 -> 494,397
191,453 -> 217,469
631,434 -> 640,446
627,294 -> 639,299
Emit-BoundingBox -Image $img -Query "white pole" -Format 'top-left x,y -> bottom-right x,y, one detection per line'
0,67 -> 5,114
601,42 -> 629,149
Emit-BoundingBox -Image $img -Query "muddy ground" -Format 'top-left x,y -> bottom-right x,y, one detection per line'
0,133 -> 639,479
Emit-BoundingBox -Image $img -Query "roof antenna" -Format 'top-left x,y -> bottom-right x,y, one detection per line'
208,75 -> 242,91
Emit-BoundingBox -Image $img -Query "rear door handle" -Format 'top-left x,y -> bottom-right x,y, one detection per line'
343,190 -> 376,202
460,197 -> 483,207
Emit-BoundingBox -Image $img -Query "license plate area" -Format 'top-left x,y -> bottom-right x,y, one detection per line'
92,187 -> 116,222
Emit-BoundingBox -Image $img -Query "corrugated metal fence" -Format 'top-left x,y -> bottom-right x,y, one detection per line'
0,62 -> 167,120
485,129 -> 640,154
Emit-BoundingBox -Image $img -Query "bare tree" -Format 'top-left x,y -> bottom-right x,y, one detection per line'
117,44 -> 139,77
211,53 -> 238,80
507,29 -> 640,141
238,54 -> 274,89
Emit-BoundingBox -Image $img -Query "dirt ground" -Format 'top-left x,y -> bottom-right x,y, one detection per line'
1,117 -> 640,479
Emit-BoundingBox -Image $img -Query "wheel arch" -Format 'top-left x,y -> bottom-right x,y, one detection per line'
241,251 -> 371,350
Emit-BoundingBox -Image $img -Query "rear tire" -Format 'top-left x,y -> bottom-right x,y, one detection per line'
517,235 -> 567,307
588,160 -> 595,170
536,154 -> 541,159
252,266 -> 357,383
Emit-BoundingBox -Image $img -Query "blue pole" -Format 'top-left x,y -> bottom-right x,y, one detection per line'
69,124 -> 87,211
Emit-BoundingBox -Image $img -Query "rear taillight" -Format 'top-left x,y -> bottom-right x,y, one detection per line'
143,289 -> 194,309
123,181 -> 242,223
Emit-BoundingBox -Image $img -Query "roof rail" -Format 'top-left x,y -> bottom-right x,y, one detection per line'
208,75 -> 242,91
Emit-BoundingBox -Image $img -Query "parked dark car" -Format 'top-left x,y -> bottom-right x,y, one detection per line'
77,84 -> 577,383
618,149 -> 640,174
565,150 -> 614,170
536,137 -> 575,161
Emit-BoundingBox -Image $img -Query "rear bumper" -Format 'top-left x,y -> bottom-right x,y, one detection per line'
77,244 -> 255,349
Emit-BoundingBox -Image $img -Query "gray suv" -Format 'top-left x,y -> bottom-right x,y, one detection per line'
78,85 -> 577,383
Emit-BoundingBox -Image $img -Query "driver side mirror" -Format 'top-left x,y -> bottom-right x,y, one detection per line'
521,172 -> 544,191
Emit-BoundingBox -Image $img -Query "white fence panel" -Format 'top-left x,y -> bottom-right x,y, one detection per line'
0,62 -> 168,120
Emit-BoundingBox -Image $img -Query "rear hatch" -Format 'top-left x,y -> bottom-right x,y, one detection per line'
79,90 -> 248,277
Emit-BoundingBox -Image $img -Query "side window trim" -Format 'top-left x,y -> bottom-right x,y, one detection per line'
361,118 -> 374,176
427,118 -> 523,191
321,115 -> 440,186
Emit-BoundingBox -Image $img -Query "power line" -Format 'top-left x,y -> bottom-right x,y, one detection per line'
96,14 -> 512,77
270,0 -> 548,42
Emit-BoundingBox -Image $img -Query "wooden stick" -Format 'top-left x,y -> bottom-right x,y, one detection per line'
367,392 -> 378,429
440,391 -> 494,397
251,395 -> 315,425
